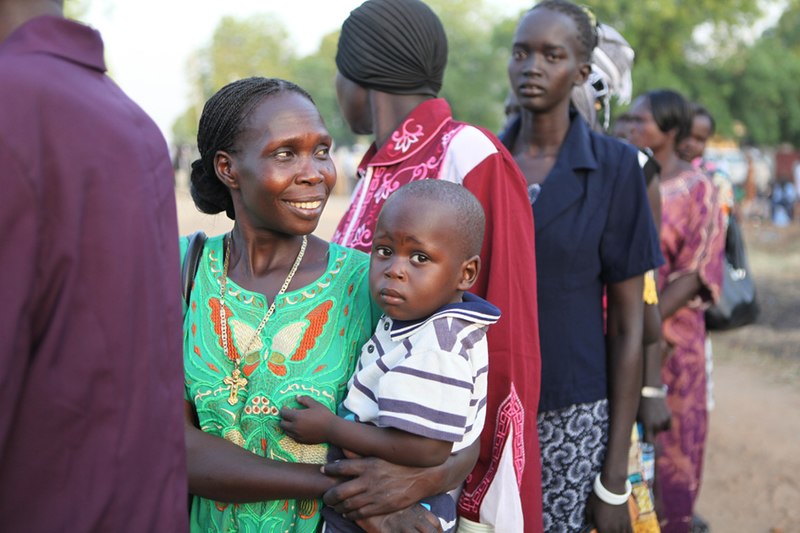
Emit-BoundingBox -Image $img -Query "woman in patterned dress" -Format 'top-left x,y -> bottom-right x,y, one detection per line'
628,89 -> 725,533
180,77 -> 385,533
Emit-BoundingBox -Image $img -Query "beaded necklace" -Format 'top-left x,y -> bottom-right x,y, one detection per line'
218,234 -> 308,405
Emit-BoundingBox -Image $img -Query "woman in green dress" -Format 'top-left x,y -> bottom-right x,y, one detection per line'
185,77 -> 476,532
181,77 -> 381,532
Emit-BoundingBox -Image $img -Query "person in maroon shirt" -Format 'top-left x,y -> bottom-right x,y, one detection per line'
0,1 -> 187,531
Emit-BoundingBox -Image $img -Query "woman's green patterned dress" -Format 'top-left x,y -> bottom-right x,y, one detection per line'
181,235 -> 379,532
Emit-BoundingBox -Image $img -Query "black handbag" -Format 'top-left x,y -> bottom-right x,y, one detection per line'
705,215 -> 759,330
182,231 -> 207,305
181,230 -> 206,516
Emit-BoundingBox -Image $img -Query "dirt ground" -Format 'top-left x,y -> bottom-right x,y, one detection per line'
176,189 -> 800,533
694,219 -> 800,533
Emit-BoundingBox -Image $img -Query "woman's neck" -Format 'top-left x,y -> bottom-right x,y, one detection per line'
0,0 -> 63,41
514,106 -> 571,157
653,146 -> 692,181
371,92 -> 433,149
228,224 -> 305,279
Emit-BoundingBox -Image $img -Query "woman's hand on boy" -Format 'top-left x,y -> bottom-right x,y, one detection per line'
279,395 -> 336,444
322,453 -> 436,518
356,504 -> 443,533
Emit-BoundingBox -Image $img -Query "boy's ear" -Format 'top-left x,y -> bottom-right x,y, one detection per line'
457,255 -> 481,291
214,150 -> 239,190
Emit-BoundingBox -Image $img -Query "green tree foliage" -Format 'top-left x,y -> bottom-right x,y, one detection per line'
579,0 -> 762,137
174,0 -> 799,150
428,0 -> 520,133
730,1 -> 800,146
291,31 -> 358,148
172,15 -> 297,146
173,1 -> 519,146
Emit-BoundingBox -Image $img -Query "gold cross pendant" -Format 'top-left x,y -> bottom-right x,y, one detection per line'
223,368 -> 248,405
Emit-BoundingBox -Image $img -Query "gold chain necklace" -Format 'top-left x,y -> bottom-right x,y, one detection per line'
219,233 -> 308,405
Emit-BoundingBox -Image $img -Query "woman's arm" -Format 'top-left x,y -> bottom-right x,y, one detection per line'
658,272 -> 702,320
587,275 -> 644,531
646,174 -> 662,235
185,401 -> 337,502
321,439 -> 480,520
638,301 -> 671,443
280,395 -> 452,468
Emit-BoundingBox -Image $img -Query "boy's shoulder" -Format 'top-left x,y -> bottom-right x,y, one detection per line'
387,293 -> 501,346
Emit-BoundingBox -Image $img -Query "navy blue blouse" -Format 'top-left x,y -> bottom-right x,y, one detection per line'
502,113 -> 664,412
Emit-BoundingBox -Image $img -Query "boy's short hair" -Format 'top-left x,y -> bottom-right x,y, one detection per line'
336,0 -> 447,97
384,180 -> 485,258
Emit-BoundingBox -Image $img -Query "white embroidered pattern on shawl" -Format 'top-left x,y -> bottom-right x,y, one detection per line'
391,119 -> 425,153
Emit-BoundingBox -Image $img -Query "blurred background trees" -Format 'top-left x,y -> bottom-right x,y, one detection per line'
168,0 -> 800,151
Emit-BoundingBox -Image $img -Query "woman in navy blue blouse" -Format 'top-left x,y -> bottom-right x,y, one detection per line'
501,1 -> 663,531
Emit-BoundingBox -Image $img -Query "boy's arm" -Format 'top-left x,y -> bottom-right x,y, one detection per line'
280,395 -> 452,468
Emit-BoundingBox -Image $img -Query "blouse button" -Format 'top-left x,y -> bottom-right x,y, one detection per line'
383,322 -> 390,331
367,345 -> 375,353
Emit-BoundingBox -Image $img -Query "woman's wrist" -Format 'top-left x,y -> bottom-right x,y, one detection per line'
641,384 -> 668,399
593,473 -> 632,505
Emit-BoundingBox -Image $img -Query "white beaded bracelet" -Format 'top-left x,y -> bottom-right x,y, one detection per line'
593,473 -> 632,506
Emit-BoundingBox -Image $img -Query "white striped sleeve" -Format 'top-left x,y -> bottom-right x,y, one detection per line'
374,348 -> 474,443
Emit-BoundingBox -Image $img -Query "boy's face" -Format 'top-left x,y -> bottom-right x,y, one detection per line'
369,200 -> 477,321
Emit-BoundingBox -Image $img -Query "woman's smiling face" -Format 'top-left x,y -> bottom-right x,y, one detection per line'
226,91 -> 336,236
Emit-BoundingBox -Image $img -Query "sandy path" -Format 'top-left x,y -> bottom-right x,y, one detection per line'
696,350 -> 800,532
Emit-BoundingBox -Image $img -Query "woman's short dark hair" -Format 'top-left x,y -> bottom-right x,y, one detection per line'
691,104 -> 716,136
190,77 -> 314,220
644,89 -> 692,145
530,0 -> 598,62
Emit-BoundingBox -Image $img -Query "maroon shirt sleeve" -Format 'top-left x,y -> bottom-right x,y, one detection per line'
457,148 -> 544,533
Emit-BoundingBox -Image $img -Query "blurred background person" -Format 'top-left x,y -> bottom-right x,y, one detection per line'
628,88 -> 726,533
0,0 -> 187,530
678,104 -> 735,229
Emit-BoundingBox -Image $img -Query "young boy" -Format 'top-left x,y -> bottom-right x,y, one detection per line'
281,180 -> 500,532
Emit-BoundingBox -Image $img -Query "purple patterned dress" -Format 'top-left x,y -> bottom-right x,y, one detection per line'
656,170 -> 725,533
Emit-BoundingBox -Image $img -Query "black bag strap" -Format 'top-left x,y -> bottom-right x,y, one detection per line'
182,231 -> 207,305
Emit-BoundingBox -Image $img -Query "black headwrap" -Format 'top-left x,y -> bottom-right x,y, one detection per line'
336,0 -> 448,97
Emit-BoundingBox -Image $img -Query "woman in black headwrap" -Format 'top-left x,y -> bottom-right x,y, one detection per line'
325,1 -> 545,532
334,0 -> 447,98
